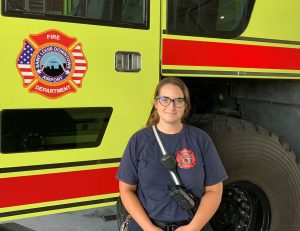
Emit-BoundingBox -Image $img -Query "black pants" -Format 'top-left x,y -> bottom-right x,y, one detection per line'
127,218 -> 214,231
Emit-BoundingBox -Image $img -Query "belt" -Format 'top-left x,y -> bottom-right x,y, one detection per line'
152,219 -> 189,231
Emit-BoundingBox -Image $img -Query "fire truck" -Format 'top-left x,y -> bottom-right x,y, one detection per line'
1,0 -> 300,230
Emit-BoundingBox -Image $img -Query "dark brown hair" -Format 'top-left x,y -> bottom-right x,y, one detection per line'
146,77 -> 191,126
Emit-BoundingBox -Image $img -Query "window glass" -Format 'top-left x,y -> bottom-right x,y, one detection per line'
4,0 -> 148,28
1,107 -> 112,153
167,0 -> 254,38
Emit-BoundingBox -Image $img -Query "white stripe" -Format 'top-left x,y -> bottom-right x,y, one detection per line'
75,59 -> 86,64
73,73 -> 84,77
21,72 -> 34,76
75,66 -> 87,70
72,52 -> 83,57
73,80 -> 81,84
18,64 -> 31,68
24,79 -> 33,83
74,46 -> 81,49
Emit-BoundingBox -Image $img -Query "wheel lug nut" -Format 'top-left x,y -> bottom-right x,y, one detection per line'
241,202 -> 249,209
242,212 -> 250,219
235,197 -> 242,202
239,208 -> 245,215
240,195 -> 247,201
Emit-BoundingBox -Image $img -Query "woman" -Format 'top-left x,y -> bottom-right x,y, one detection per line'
116,77 -> 228,231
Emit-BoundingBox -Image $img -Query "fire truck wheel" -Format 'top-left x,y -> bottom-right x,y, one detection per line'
189,114 -> 300,231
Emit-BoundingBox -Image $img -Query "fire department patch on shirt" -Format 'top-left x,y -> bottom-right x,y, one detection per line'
16,29 -> 88,99
176,148 -> 196,169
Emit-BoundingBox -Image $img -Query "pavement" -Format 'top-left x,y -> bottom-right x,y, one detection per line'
0,206 -> 119,231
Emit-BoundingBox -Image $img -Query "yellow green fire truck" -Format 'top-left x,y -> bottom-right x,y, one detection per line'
1,0 -> 300,230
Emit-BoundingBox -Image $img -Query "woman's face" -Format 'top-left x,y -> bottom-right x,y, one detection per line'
155,83 -> 185,125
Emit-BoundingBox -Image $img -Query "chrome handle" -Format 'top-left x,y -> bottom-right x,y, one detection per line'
115,52 -> 141,72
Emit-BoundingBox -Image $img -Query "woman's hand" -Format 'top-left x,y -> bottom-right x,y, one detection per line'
175,224 -> 199,231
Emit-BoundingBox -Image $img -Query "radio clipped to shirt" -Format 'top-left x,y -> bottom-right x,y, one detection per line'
169,185 -> 200,214
152,126 -> 200,214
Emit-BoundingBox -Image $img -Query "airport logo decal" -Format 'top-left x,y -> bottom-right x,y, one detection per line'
16,29 -> 88,99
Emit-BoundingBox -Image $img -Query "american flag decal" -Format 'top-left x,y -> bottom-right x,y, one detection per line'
71,43 -> 87,87
17,40 -> 36,87
16,29 -> 88,99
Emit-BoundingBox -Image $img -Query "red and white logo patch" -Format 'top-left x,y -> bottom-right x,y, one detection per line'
176,149 -> 196,169
16,29 -> 88,99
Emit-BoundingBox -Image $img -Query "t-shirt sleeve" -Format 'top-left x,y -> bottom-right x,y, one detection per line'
201,134 -> 228,186
116,134 -> 139,185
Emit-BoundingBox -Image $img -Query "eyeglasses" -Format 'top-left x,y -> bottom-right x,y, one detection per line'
156,96 -> 186,108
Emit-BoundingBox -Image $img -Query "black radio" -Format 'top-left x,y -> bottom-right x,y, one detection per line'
168,185 -> 200,214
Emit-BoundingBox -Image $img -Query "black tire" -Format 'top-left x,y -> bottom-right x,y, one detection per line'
189,114 -> 300,231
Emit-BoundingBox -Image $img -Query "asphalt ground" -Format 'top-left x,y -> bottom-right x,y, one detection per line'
0,206 -> 119,231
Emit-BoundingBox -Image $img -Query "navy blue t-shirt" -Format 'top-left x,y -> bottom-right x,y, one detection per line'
116,124 -> 228,222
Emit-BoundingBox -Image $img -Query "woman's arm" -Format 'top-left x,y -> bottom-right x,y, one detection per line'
176,182 -> 223,231
119,181 -> 163,231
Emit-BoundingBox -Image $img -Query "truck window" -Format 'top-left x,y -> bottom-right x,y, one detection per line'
3,0 -> 148,28
1,107 -> 112,153
167,0 -> 255,38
